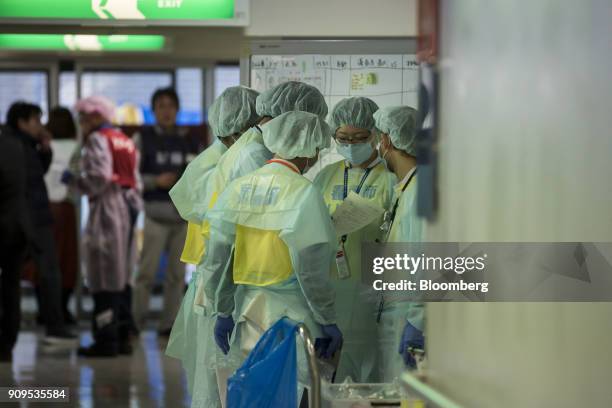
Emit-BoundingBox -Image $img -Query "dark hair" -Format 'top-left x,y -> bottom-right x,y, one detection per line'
47,107 -> 77,140
151,87 -> 180,110
6,101 -> 42,130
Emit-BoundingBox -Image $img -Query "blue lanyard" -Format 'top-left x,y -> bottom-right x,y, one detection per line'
343,164 -> 372,199
341,164 -> 373,243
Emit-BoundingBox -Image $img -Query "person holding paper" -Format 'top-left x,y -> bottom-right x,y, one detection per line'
374,105 -> 425,380
313,97 -> 396,383
204,111 -> 343,391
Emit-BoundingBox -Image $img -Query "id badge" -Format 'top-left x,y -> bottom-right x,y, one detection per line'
336,243 -> 351,280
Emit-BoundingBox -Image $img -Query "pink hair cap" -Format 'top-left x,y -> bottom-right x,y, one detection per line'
75,96 -> 116,122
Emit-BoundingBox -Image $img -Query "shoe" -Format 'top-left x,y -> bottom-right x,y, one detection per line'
157,328 -> 172,338
118,341 -> 133,355
77,343 -> 118,357
44,330 -> 78,345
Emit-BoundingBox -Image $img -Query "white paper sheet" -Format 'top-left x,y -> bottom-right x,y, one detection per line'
332,191 -> 385,236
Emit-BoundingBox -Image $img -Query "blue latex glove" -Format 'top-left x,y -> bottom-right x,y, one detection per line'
398,321 -> 425,368
60,170 -> 74,185
214,315 -> 235,355
317,324 -> 343,359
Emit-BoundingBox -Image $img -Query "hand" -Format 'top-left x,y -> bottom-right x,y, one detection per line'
398,321 -> 424,368
214,315 -> 235,355
317,324 -> 343,359
60,170 -> 74,185
38,128 -> 53,149
156,172 -> 178,189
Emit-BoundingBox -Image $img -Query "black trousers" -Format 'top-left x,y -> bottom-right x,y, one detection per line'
0,245 -> 24,352
91,286 -> 133,348
32,224 -> 66,334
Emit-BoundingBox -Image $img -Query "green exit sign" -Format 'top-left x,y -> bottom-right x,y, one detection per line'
0,0 -> 248,26
0,34 -> 166,52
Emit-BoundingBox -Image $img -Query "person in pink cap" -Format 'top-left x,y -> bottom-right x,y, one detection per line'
63,95 -> 142,357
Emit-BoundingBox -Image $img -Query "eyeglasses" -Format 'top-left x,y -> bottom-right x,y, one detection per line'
335,130 -> 372,144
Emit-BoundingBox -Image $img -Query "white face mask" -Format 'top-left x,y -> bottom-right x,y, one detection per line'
336,142 -> 375,166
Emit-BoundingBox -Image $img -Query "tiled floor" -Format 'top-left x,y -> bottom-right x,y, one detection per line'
0,329 -> 190,407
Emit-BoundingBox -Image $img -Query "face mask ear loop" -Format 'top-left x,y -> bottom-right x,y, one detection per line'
381,144 -> 389,161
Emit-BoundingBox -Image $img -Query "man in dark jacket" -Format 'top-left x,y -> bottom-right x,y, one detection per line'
132,88 -> 202,336
5,102 -> 75,345
0,128 -> 29,361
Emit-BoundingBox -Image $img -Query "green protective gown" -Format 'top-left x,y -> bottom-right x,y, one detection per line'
189,266 -> 227,408
168,125 -> 274,405
167,126 -> 271,406
377,168 -> 425,382
202,162 -> 338,385
201,126 -> 270,216
174,141 -> 228,265
313,159 -> 396,383
170,140 -> 227,224
166,141 -> 227,406
166,127 -> 270,408
165,267 -> 222,408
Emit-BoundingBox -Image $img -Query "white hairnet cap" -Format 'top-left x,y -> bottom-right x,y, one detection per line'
374,106 -> 418,155
263,111 -> 332,160
75,95 -> 116,123
208,86 -> 260,138
256,81 -> 328,120
329,97 -> 379,132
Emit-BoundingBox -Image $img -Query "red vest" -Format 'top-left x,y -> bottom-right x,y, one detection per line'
99,127 -> 137,189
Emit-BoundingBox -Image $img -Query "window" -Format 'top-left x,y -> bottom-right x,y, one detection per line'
175,68 -> 203,125
0,70 -> 48,123
59,71 -> 77,109
79,69 -> 204,125
80,70 -> 173,125
214,65 -> 240,98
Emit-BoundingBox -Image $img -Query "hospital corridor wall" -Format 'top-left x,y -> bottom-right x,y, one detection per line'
424,1 -> 612,407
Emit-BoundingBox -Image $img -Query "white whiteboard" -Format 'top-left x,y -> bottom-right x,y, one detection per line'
249,53 -> 419,177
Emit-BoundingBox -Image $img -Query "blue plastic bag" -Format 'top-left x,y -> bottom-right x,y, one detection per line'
227,317 -> 299,408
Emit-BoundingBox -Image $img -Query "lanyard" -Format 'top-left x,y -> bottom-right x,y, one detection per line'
340,164 -> 373,243
343,164 -> 373,199
377,168 -> 417,323
386,168 -> 417,239
266,159 -> 300,174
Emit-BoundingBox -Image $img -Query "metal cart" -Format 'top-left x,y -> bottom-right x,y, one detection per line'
296,323 -> 464,408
